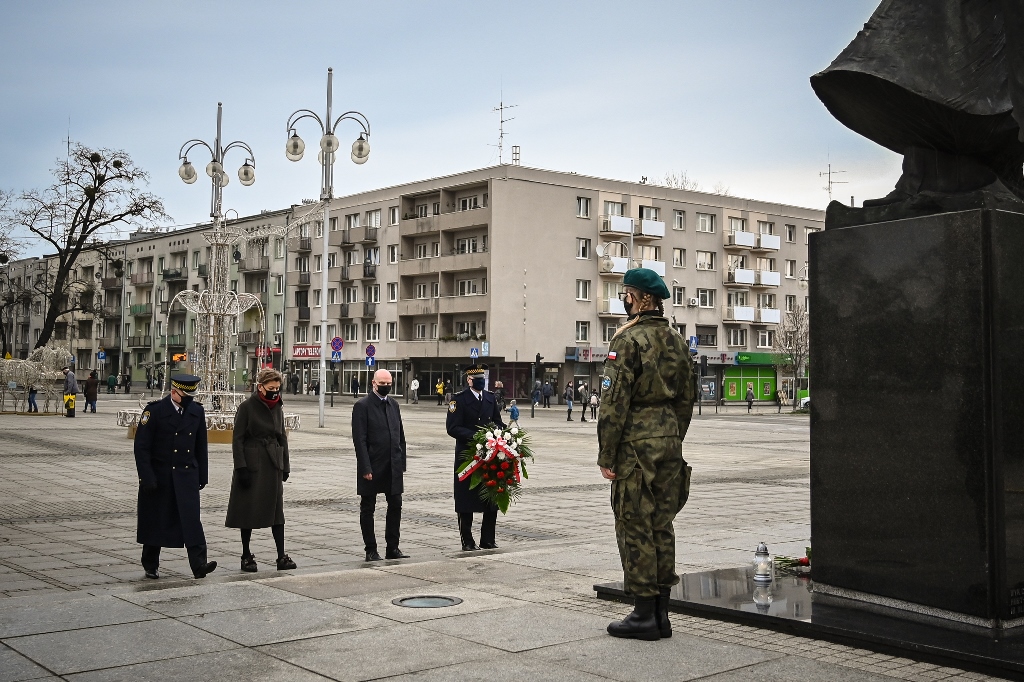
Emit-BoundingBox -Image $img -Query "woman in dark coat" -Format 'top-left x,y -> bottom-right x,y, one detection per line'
225,368 -> 295,572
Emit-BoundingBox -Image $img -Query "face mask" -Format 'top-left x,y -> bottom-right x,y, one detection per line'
472,377 -> 486,391
179,394 -> 194,409
263,389 -> 280,400
622,294 -> 635,317
376,384 -> 392,396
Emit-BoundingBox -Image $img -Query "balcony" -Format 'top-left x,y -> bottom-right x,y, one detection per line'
636,219 -> 665,238
197,264 -> 208,277
755,270 -> 781,287
298,271 -> 311,286
398,298 -> 439,316
362,263 -> 377,279
360,226 -> 379,243
158,334 -> 187,347
162,267 -> 187,282
337,265 -> 352,281
360,302 -> 376,317
100,305 -> 121,318
159,300 -> 187,315
757,308 -> 782,324
328,303 -> 350,319
437,206 -> 490,232
101,277 -> 122,290
437,250 -> 489,274
599,256 -> 630,275
238,256 -> 270,273
599,298 -> 627,317
726,268 -> 755,286
600,215 -> 634,236
439,294 -> 487,315
292,236 -> 312,252
98,335 -> 120,348
399,215 -> 439,238
237,331 -> 262,345
755,233 -> 781,250
126,335 -> 152,348
723,305 -> 756,322
298,306 -> 311,321
130,271 -> 154,286
640,259 -> 666,276
130,303 -> 153,317
725,231 -> 757,249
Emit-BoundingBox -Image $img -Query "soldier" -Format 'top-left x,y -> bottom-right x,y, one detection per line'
446,364 -> 505,550
598,268 -> 695,640
134,374 -> 217,580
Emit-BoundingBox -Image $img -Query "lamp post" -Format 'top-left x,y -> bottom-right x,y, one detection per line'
285,67 -> 371,428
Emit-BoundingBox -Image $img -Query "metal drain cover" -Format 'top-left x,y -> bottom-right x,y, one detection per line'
392,595 -> 463,608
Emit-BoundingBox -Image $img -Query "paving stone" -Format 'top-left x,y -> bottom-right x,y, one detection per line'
0,594 -> 160,637
115,580 -> 308,617
0,642 -> 54,682
259,567 -> 434,599
330,585 -> 522,623
64,648 -> 335,682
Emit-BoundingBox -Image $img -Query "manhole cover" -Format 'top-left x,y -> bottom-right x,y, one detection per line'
392,595 -> 463,608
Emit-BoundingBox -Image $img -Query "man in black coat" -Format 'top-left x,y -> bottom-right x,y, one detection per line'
134,374 -> 217,579
352,368 -> 408,561
446,365 -> 506,550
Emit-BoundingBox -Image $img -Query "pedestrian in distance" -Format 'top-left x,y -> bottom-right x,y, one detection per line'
542,380 -> 552,408
590,388 -> 600,421
134,374 -> 217,580
746,384 -> 755,413
27,383 -> 38,413
564,382 -> 574,421
776,389 -> 784,414
225,368 -> 296,573
410,376 -> 420,404
84,371 -> 99,413
532,385 -> 541,407
350,375 -> 359,397
123,373 -> 132,394
107,372 -> 117,394
436,378 -> 445,405
509,399 -> 520,427
446,364 -> 505,551
62,366 -> 79,418
578,382 -> 589,422
598,268 -> 696,641
352,368 -> 409,561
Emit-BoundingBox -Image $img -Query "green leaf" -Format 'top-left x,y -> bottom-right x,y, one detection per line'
520,462 -> 529,479
497,493 -> 510,514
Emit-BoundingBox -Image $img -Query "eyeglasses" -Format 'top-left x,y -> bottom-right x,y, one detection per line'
617,292 -> 630,301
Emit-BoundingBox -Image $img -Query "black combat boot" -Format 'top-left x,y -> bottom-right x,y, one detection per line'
657,587 -> 672,638
607,597 -> 660,640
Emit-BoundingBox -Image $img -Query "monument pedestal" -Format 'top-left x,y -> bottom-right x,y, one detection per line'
810,209 -> 1024,629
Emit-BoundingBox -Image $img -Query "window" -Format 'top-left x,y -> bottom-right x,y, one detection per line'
672,286 -> 685,306
366,209 -> 381,227
457,279 -> 478,296
327,324 -> 336,340
728,291 -> 748,307
604,201 -> 625,217
346,249 -> 359,266
294,325 -> 307,343
296,256 -> 309,272
757,293 -> 776,309
758,329 -> 774,348
314,254 -> 322,272
696,325 -> 717,346
416,283 -> 428,299
603,323 -> 618,342
329,217 -> 338,232
785,259 -> 797,278
365,323 -> 380,341
387,282 -> 398,302
728,254 -> 748,270
387,321 -> 397,340
805,227 -> 819,244
365,247 -> 380,265
312,325 -> 321,343
415,323 -> 427,339
343,323 -> 359,341
756,257 -> 777,272
577,238 -> 591,259
456,237 -> 478,254
785,295 -> 796,312
274,314 -> 283,334
673,248 -> 686,268
786,224 -> 795,242
345,286 -> 358,303
315,221 -> 323,238
327,252 -> 338,268
231,279 -> 238,292
345,213 -> 360,229
416,204 -> 428,218
328,288 -> 337,304
366,285 -> 380,303
696,251 -> 716,271
314,289 -> 322,307
430,322 -> 438,339
432,241 -> 440,257
696,213 -> 715,232
576,197 -> 591,218
459,196 -> 480,211
805,296 -> 810,312
640,206 -> 659,221
729,217 -> 747,233
575,321 -> 590,342
432,202 -> 440,215
672,323 -> 686,336
388,245 -> 398,263
728,328 -> 747,347
431,281 -> 440,298
415,243 -> 428,259
758,221 -> 774,235
389,207 -> 399,225
576,279 -> 591,300
192,250 -> 200,269
636,244 -> 661,261
697,288 -> 716,308
673,210 -> 685,230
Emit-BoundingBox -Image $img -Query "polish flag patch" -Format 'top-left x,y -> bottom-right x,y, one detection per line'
608,351 -> 617,360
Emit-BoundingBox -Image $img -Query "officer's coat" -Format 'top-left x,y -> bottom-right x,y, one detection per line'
134,395 -> 209,547
446,387 -> 505,513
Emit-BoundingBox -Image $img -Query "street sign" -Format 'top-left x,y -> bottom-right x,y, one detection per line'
365,344 -> 376,357
68,356 -> 75,365
481,341 -> 489,357
365,357 -> 375,367
331,336 -> 344,352
688,335 -> 699,352
331,350 -> 342,362
470,347 -> 479,359
97,351 -> 106,360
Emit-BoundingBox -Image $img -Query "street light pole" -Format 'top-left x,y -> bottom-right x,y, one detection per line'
285,67 -> 371,428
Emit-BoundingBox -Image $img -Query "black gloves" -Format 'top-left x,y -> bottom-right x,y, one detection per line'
236,467 -> 252,489
282,471 -> 290,482
140,479 -> 157,493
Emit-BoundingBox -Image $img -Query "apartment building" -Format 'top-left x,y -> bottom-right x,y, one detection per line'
283,166 -> 823,402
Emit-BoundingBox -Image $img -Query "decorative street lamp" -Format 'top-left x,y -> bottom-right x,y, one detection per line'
285,67 -> 371,428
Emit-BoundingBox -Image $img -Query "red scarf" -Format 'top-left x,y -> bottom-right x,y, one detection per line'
257,391 -> 281,410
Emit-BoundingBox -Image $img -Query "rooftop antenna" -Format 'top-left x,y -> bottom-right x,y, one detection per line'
493,94 -> 517,164
819,157 -> 848,202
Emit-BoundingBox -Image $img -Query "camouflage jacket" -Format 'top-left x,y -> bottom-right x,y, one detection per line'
597,313 -> 695,469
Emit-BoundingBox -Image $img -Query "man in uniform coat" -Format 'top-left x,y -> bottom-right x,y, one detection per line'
134,374 -> 217,579
446,365 -> 505,550
352,368 -> 408,561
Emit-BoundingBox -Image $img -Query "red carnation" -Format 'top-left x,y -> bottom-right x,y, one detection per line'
497,471 -> 505,479
497,487 -> 505,493
482,472 -> 489,479
501,462 -> 510,470
490,463 -> 498,470
486,479 -> 497,487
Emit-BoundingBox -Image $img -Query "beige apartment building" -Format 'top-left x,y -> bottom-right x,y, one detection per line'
282,165 -> 823,403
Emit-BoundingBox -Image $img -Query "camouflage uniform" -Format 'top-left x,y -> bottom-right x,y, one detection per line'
598,312 -> 695,598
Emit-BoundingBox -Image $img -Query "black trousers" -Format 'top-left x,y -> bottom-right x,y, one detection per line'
360,493 -> 402,552
543,396 -> 550,407
142,544 -> 209,578
458,510 -> 497,546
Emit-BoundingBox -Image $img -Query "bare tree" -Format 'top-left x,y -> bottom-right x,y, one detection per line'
0,190 -> 19,266
654,170 -> 701,191
773,305 -> 809,410
712,181 -> 733,196
0,144 -> 167,349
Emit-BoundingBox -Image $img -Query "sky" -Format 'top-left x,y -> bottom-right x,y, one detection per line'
0,0 -> 894,257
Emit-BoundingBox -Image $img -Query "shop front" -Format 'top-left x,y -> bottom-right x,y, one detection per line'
722,352 -> 778,403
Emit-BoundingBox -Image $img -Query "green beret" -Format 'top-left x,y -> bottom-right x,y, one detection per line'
623,268 -> 671,300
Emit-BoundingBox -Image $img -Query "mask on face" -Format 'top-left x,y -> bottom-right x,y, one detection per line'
472,377 -> 486,391
263,388 -> 280,400
376,384 -> 392,396
179,394 -> 194,409
622,293 -> 635,317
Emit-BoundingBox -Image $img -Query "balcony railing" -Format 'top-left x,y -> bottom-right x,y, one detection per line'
756,308 -> 781,324
361,226 -> 378,243
294,237 -> 312,252
100,305 -> 121,318
362,263 -> 377,278
197,264 -> 208,277
361,302 -> 376,317
640,259 -> 666,276
726,268 -> 756,285
600,215 -> 634,235
756,233 -> 781,250
755,270 -> 781,287
159,299 -> 187,315
238,256 -> 270,272
101,277 -> 123,290
162,267 -> 187,281
338,266 -> 352,281
98,335 -> 120,348
130,271 -> 154,286
599,298 -> 627,316
636,219 -> 665,238
130,303 -> 152,316
237,331 -> 262,345
298,272 -> 311,286
158,334 -> 187,347
126,335 -> 152,348
598,256 -> 630,275
298,306 -> 311,321
723,305 -> 756,322
726,231 -> 757,248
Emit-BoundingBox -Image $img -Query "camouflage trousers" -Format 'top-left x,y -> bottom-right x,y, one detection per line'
610,436 -> 690,598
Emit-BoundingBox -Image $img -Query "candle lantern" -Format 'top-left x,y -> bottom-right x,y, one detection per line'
752,542 -> 773,583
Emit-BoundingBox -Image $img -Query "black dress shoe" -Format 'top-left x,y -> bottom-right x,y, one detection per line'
144,569 -> 159,579
461,542 -> 479,551
385,548 -> 409,559
365,550 -> 383,561
194,561 -> 217,579
479,542 -> 499,550
276,554 -> 297,570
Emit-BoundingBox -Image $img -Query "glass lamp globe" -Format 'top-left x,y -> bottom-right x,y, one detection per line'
752,542 -> 773,583
318,150 -> 335,166
351,150 -> 368,165
351,135 -> 370,161
178,161 -> 197,184
238,162 -> 255,186
206,160 -> 223,178
320,133 -> 340,153
798,277 -> 809,291
215,171 -> 229,188
285,133 -> 305,162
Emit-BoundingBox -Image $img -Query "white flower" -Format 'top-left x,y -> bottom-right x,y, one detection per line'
497,452 -> 506,460
510,425 -> 519,435
517,438 -> 523,446
476,443 -> 483,451
486,431 -> 494,440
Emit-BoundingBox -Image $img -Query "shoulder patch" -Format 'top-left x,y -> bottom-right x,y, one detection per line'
608,351 -> 617,361
140,410 -> 150,425
448,400 -> 457,413
601,375 -> 612,390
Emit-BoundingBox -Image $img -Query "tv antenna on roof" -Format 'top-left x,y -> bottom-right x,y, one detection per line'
493,95 -> 517,164
819,160 -> 848,202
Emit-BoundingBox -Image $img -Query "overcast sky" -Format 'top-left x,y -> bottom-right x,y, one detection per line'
1,1 -> 891,256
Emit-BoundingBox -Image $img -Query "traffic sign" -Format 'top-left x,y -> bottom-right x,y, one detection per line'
365,357 -> 375,367
331,336 -> 344,352
365,344 -> 376,357
97,351 -> 106,360
481,341 -> 489,357
331,350 -> 342,362
688,335 -> 699,352
470,347 -> 479,359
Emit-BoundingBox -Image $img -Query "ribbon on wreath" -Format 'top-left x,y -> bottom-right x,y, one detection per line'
458,437 -> 517,482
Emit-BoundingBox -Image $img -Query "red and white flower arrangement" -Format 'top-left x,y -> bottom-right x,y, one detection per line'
457,424 -> 534,514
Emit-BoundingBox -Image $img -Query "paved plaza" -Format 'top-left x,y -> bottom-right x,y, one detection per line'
0,395 -> 1007,681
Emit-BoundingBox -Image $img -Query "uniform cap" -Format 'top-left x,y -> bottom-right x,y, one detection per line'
171,374 -> 201,395
623,268 -> 671,300
465,364 -> 488,377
